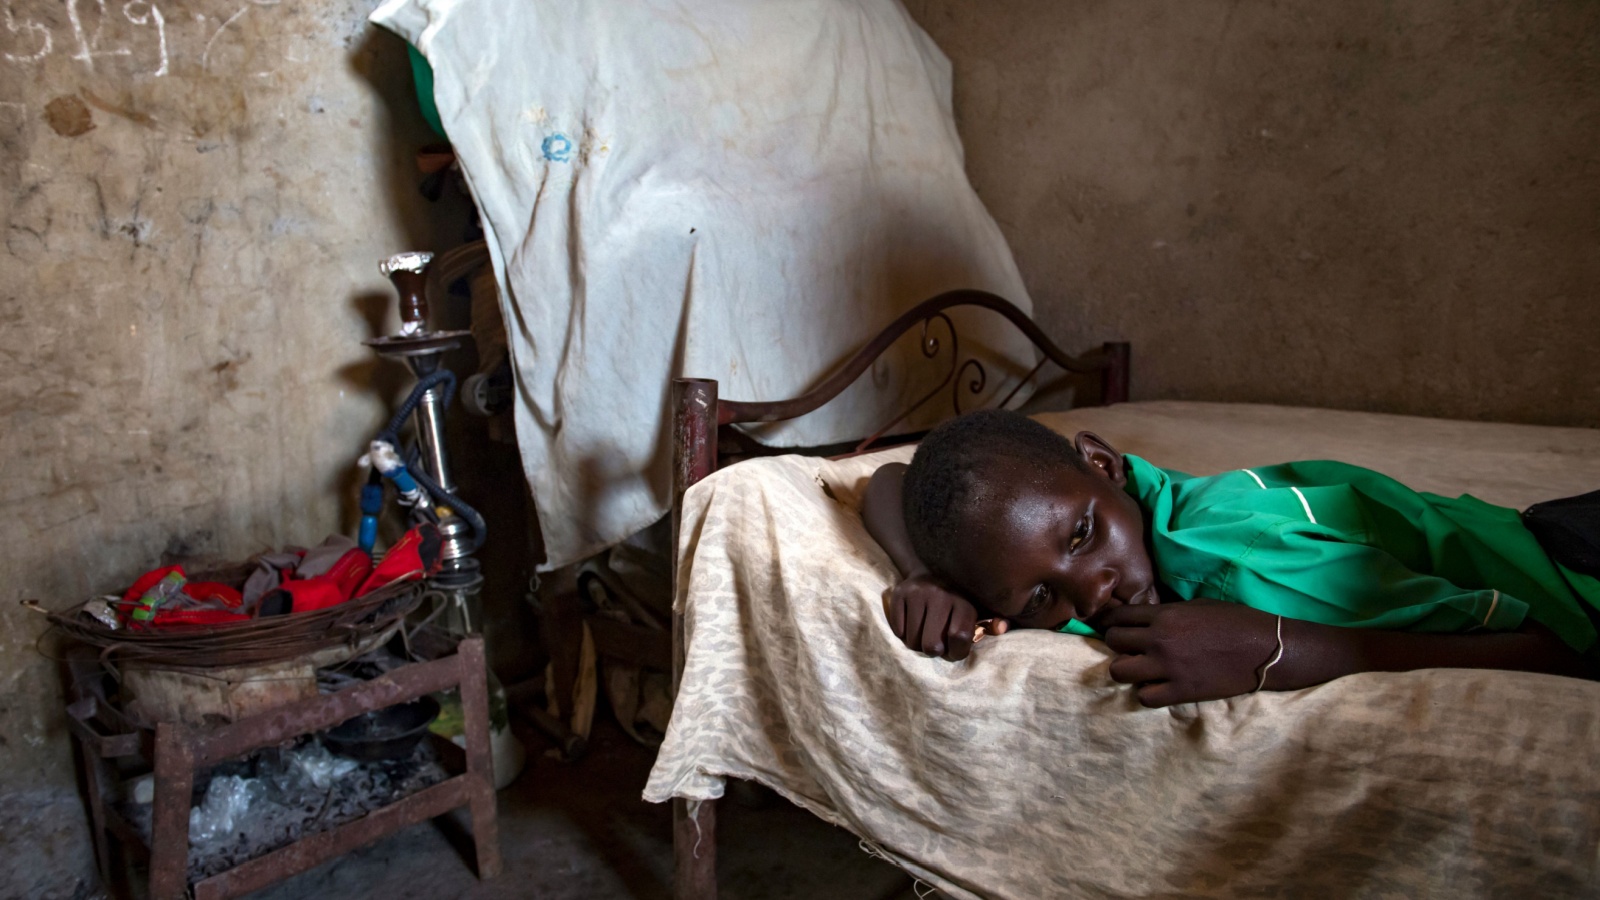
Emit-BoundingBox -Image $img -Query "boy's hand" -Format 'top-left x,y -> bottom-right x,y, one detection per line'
887,573 -> 989,661
1096,598 -> 1283,707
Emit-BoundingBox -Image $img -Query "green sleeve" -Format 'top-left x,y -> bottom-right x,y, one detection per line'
1220,519 -> 1529,634
1057,619 -> 1100,637
408,44 -> 447,140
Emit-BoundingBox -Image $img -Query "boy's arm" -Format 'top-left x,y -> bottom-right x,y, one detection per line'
863,463 -> 984,661
1098,598 -> 1594,708
861,463 -> 924,578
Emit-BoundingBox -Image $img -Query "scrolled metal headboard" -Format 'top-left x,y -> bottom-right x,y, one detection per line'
717,289 -> 1125,424
676,290 -> 1128,494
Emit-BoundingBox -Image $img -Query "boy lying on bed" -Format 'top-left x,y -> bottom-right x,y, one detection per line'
862,410 -> 1600,708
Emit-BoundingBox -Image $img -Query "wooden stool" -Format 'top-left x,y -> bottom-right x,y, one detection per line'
66,634 -> 503,899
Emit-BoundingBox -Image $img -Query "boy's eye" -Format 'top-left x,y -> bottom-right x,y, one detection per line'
1068,514 -> 1092,551
1023,584 -> 1051,617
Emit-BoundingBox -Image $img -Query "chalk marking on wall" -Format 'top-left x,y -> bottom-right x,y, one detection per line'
201,4 -> 250,71
202,0 -> 280,73
122,0 -> 167,76
5,0 -> 170,72
65,0 -> 132,70
64,0 -> 90,67
2,2 -> 52,63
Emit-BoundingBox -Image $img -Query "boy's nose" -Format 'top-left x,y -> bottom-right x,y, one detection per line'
1078,567 -> 1119,618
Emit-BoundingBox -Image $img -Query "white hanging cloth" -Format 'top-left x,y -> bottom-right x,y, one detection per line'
372,0 -> 1038,570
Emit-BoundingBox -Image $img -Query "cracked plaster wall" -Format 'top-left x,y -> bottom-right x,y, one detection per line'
0,1 -> 463,895
905,0 -> 1599,426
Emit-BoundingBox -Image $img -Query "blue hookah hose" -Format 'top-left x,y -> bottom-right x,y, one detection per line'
369,371 -> 487,553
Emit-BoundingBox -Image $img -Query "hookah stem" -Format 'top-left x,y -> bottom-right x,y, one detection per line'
409,450 -> 488,554
378,370 -> 456,446
379,369 -> 488,553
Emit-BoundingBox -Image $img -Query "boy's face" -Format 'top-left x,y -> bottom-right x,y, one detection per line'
945,432 -> 1158,630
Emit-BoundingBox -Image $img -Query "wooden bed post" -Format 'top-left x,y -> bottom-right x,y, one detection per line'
1101,341 -> 1131,405
671,377 -> 719,900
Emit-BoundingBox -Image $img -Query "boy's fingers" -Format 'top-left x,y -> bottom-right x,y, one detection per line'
943,604 -> 976,661
1135,682 -> 1177,708
888,592 -> 908,639
1102,625 -> 1154,653
921,602 -> 951,656
1109,653 -> 1163,685
902,595 -> 927,651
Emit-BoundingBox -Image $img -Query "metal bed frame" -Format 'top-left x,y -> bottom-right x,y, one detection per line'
666,290 -> 1130,898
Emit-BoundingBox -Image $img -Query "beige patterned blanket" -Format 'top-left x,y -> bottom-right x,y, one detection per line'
645,402 -> 1600,897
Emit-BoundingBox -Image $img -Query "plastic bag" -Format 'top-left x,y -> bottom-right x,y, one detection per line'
290,741 -> 359,791
188,776 -> 260,846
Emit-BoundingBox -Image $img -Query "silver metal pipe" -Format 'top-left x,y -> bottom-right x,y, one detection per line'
412,386 -> 456,494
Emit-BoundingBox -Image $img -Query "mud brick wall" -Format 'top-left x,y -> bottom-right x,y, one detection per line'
0,2 -> 467,894
905,0 -> 1600,426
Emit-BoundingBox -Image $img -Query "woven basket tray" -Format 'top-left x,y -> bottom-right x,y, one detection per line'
35,579 -> 424,673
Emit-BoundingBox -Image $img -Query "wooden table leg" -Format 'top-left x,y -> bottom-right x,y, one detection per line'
457,635 -> 503,879
73,732 -> 113,887
148,722 -> 196,900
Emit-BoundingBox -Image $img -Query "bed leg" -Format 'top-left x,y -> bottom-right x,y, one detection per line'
1100,341 -> 1131,405
673,796 -> 718,900
670,377 -> 720,900
670,377 -> 719,683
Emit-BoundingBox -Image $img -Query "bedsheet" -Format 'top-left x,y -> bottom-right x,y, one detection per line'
645,401 -> 1600,898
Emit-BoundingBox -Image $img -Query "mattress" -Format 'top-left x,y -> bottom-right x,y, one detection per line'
645,401 -> 1600,898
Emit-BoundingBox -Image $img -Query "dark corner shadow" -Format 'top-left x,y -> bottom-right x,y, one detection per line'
351,288 -> 393,339
345,26 -> 470,254
522,721 -> 677,900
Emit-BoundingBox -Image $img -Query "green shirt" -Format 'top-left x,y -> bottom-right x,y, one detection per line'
1058,455 -> 1600,652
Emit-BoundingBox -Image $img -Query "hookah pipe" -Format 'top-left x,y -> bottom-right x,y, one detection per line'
361,253 -> 529,783
361,253 -> 487,567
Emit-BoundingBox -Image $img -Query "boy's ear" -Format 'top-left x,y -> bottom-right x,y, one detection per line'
1074,431 -> 1127,486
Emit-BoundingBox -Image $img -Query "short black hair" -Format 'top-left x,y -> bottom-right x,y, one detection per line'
902,410 -> 1086,589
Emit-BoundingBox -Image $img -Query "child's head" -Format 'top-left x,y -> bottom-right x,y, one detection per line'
902,410 -> 1159,630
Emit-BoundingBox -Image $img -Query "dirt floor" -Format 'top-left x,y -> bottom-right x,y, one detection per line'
237,718 -> 920,900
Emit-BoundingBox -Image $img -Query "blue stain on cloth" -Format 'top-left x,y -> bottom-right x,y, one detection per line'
542,134 -> 573,163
